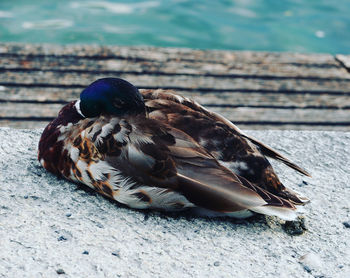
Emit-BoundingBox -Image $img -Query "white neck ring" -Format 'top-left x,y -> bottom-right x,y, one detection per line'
74,100 -> 85,118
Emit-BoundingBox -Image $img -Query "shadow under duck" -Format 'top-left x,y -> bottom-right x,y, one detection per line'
38,78 -> 310,220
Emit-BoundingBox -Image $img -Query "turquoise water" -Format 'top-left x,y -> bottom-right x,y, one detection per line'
0,0 -> 349,53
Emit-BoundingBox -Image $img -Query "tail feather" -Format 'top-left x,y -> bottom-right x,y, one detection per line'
250,205 -> 298,221
200,107 -> 311,177
237,175 -> 307,220
241,134 -> 311,177
278,187 -> 310,205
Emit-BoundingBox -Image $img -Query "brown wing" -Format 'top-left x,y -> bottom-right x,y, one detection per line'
141,89 -> 311,177
97,116 -> 296,213
40,101 -> 299,217
240,134 -> 311,177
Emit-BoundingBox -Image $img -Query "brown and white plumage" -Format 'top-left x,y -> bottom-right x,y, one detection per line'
38,78 -> 310,221
142,89 -> 310,203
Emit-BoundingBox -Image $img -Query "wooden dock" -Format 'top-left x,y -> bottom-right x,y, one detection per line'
1,43 -> 349,130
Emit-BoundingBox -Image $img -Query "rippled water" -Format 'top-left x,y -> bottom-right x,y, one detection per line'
0,0 -> 349,53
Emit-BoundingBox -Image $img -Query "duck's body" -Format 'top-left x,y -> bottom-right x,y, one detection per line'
38,78 -> 310,220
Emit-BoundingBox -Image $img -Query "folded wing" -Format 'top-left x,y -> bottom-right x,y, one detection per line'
141,89 -> 311,177
108,117 -> 297,215
67,114 -> 299,219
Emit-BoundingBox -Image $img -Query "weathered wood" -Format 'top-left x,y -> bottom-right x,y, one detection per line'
336,54 -> 350,72
238,124 -> 349,131
1,70 -> 350,93
0,103 -> 63,118
182,91 -> 350,108
1,87 -> 350,109
211,107 -> 350,123
0,43 -> 349,131
0,87 -> 80,102
0,43 -> 340,65
1,55 -> 349,80
1,102 -> 348,125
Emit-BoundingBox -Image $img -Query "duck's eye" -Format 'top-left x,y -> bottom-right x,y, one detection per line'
113,99 -> 125,108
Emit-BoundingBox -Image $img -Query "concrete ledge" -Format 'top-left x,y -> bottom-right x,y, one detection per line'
0,128 -> 349,277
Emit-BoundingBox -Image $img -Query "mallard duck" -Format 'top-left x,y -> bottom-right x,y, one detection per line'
38,78 -> 310,220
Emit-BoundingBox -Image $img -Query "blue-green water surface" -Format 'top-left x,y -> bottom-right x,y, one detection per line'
0,0 -> 349,53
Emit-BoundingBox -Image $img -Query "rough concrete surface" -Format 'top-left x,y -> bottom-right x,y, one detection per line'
0,128 -> 349,278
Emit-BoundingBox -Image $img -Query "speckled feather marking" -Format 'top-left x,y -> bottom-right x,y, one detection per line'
39,111 -> 194,211
141,89 -> 308,204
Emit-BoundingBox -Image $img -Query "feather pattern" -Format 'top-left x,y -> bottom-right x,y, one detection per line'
38,80 -> 310,221
141,89 -> 310,205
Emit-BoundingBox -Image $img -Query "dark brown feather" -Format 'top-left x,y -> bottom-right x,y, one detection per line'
241,134 -> 311,177
141,89 -> 310,205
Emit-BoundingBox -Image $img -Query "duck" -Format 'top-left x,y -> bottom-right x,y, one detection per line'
38,77 -> 310,220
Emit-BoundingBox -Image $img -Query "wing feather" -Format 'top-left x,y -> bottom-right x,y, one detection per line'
121,119 -> 296,213
141,89 -> 311,177
66,114 -> 298,216
240,133 -> 311,177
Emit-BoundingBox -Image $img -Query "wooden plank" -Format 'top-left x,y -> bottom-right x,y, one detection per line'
1,102 -> 349,123
0,103 -> 64,118
1,87 -> 350,109
0,87 -> 80,102
1,70 -> 350,93
336,54 -> 350,71
0,43 -> 340,65
236,124 -> 349,131
1,55 -> 349,80
210,107 -> 350,123
180,91 -> 350,108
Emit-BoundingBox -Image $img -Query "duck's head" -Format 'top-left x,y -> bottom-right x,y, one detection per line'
77,78 -> 145,118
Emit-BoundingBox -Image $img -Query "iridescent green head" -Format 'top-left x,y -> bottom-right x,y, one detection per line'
78,78 -> 145,118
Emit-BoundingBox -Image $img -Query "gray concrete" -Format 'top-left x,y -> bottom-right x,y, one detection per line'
0,128 -> 349,278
